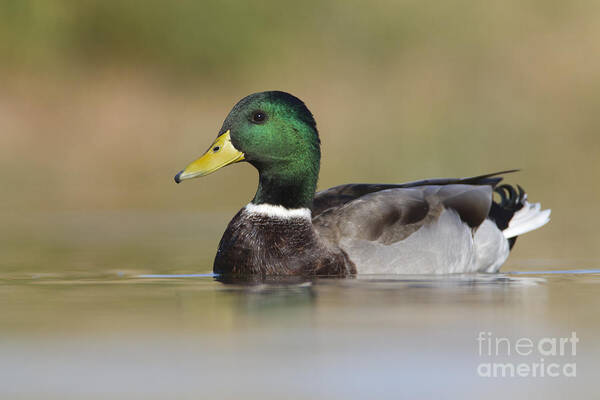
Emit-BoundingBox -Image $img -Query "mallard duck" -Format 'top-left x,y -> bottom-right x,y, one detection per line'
174,91 -> 550,275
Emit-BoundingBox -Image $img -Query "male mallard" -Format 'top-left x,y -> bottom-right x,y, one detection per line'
175,91 -> 550,275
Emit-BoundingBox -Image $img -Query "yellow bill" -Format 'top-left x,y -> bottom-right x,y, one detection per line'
174,130 -> 245,183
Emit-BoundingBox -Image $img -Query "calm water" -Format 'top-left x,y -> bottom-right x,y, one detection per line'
1,212 -> 599,399
2,271 -> 599,399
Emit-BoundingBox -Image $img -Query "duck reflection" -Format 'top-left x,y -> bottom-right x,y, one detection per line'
215,274 -> 319,319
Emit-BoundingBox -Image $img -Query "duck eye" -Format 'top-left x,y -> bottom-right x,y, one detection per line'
252,111 -> 267,123
212,146 -> 220,152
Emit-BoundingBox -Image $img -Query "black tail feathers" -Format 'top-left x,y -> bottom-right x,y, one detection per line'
489,184 -> 526,249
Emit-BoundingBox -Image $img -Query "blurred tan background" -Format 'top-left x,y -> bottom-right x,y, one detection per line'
1,0 -> 599,273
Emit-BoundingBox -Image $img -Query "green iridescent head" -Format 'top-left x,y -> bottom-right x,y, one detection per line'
175,91 -> 321,209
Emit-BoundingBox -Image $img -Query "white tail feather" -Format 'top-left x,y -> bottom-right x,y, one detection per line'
503,201 -> 551,239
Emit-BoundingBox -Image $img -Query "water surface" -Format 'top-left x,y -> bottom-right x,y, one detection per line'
2,269 -> 598,399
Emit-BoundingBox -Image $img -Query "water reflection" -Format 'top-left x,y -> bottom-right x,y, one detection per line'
1,271 -> 599,399
199,273 -> 550,328
217,276 -> 317,316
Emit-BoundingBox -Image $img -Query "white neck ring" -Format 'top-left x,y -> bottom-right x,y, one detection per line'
244,203 -> 311,220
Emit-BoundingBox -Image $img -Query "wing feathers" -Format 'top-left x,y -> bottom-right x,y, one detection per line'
437,185 -> 492,228
314,184 -> 493,245
313,170 -> 517,217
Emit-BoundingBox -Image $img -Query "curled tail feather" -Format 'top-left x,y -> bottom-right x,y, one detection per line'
489,184 -> 550,249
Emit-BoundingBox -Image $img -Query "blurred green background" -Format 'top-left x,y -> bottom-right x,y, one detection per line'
1,0 -> 599,273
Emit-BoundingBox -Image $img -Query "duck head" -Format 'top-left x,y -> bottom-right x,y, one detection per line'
175,91 -> 321,209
